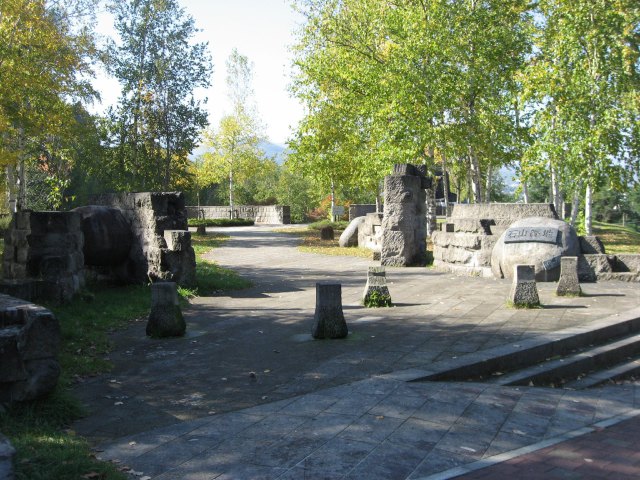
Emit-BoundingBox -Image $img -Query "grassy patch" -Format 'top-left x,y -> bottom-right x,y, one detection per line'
188,218 -> 254,227
1,389 -> 127,480
593,221 -> 640,254
48,285 -> 150,378
190,233 -> 252,295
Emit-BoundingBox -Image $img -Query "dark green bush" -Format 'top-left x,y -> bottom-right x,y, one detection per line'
308,219 -> 349,231
188,218 -> 254,227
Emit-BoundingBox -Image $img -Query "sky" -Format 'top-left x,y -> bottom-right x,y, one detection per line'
93,0 -> 305,147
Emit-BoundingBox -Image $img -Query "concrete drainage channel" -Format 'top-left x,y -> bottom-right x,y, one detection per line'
412,307 -> 640,390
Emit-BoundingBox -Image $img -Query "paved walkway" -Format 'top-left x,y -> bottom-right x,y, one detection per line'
72,226 -> 640,479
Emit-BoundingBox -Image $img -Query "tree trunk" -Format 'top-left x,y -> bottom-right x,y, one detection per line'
522,179 -> 530,203
585,184 -> 593,235
330,180 -> 336,221
442,151 -> 449,209
570,186 -> 581,227
229,168 -> 234,218
485,165 -> 493,203
550,163 -> 563,216
6,165 -> 17,213
375,180 -> 382,212
468,149 -> 483,203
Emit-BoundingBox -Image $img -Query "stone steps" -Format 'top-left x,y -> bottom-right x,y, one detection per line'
488,331 -> 640,388
415,307 -> 640,389
563,358 -> 640,389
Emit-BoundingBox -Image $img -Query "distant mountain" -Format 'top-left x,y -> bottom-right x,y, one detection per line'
261,141 -> 288,164
189,140 -> 288,164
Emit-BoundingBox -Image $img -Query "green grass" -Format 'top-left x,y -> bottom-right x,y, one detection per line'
188,233 -> 252,296
593,221 -> 640,254
2,232 -> 251,480
188,217 -> 254,227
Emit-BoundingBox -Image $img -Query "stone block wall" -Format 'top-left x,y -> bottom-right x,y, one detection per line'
92,192 -> 196,286
358,212 -> 383,254
432,203 -> 558,277
186,205 -> 291,224
0,294 -> 61,403
1,211 -> 84,303
348,204 -> 377,221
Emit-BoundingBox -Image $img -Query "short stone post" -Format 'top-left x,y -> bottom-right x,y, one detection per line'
509,265 -> 540,308
556,256 -> 581,296
362,266 -> 392,307
312,283 -> 348,339
320,226 -> 334,240
146,282 -> 185,338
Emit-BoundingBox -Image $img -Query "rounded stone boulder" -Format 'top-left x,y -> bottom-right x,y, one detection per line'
491,217 -> 580,282
72,205 -> 132,266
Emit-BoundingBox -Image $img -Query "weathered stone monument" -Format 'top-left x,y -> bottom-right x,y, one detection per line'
90,192 -> 196,286
1,211 -> 85,303
311,283 -> 348,339
492,217 -> 580,282
358,212 -> 383,255
509,265 -> 540,307
380,164 -> 430,267
556,256 -> 582,296
362,266 -> 392,307
146,282 -> 185,338
0,294 -> 61,403
433,203 -> 559,277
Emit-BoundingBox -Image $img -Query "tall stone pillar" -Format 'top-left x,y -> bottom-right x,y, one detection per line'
380,164 -> 429,267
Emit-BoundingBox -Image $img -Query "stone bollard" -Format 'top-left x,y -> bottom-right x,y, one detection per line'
320,226 -> 334,240
0,434 -> 15,480
146,282 -> 185,338
312,283 -> 348,339
556,256 -> 581,296
509,265 -> 540,307
362,266 -> 392,307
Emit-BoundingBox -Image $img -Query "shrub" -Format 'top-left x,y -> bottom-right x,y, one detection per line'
188,218 -> 254,227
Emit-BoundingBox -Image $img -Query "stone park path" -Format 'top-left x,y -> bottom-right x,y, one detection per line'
72,225 -> 640,479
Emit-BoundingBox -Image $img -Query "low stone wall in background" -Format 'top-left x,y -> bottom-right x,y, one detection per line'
348,204 -> 377,221
186,205 -> 290,224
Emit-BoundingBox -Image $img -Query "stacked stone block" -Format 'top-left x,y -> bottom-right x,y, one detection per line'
92,192 -> 196,286
186,205 -> 290,224
2,211 -> 84,303
358,212 -> 383,254
432,203 -> 558,277
380,164 -> 429,267
0,294 -> 61,403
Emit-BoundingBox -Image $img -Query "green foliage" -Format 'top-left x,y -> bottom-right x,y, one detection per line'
308,220 -> 349,231
103,0 -> 212,191
363,290 -> 393,308
0,0 -> 101,211
188,218 -> 254,227
290,0 -> 533,203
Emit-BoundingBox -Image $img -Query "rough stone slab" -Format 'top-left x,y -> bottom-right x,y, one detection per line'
615,254 -> 640,273
577,254 -> 614,282
509,265 -> 540,307
579,236 -> 605,254
146,282 -> 185,338
556,256 -> 581,296
362,267 -> 392,305
449,203 -> 558,222
312,283 -> 347,339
